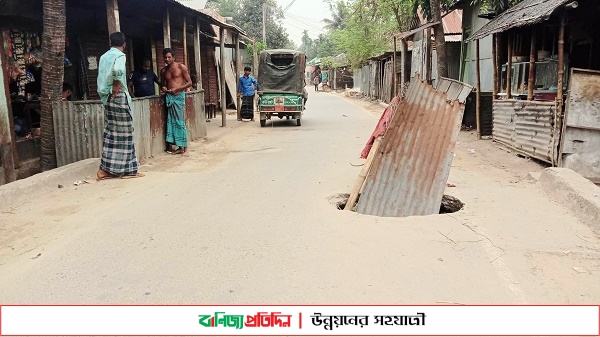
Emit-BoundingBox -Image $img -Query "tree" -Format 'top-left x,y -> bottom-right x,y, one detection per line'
429,0 -> 447,78
322,1 -> 348,31
207,0 -> 291,49
40,0 -> 66,170
205,0 -> 240,19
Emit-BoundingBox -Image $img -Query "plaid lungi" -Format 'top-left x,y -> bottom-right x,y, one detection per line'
240,96 -> 254,119
100,91 -> 139,176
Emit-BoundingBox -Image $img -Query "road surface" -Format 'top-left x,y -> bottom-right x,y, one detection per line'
1,89 -> 599,305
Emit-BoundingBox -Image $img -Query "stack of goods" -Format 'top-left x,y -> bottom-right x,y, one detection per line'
8,29 -> 42,98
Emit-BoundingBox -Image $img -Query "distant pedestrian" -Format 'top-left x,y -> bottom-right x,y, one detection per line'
96,32 -> 144,181
313,75 -> 319,92
237,66 -> 259,121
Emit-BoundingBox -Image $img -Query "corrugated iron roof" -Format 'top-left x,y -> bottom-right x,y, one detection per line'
468,0 -> 572,41
414,8 -> 463,35
355,77 -> 472,217
442,9 -> 463,35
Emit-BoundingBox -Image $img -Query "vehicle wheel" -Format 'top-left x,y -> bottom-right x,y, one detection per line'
296,118 -> 301,126
260,119 -> 266,127
286,115 -> 290,120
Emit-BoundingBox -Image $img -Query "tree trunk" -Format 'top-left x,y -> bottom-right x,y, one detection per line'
40,0 -> 66,171
430,0 -> 448,78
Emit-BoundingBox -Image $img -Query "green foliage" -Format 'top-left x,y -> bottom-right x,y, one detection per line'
320,56 -> 334,69
206,0 -> 292,50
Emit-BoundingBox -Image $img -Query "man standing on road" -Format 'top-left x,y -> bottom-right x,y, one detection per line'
96,32 -> 144,181
160,48 -> 192,156
128,59 -> 160,98
237,66 -> 259,121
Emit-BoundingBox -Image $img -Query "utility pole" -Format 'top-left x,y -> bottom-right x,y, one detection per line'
262,3 -> 266,43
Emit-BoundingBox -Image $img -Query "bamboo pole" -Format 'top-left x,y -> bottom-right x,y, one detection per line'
496,33 -> 503,96
220,27 -> 226,127
506,33 -> 513,99
163,6 -> 171,48
235,34 -> 241,121
183,16 -> 188,67
392,37 -> 397,97
527,28 -> 537,101
557,15 -> 566,110
492,34 -> 498,98
475,39 -> 482,140
554,14 -> 566,166
344,137 -> 382,211
194,18 -> 202,89
105,0 -> 121,33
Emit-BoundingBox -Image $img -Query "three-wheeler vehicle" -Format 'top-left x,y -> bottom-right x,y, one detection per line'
257,49 -> 307,127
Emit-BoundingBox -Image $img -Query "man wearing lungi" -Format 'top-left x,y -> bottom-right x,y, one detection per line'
160,48 -> 192,156
237,66 -> 259,121
96,32 -> 144,180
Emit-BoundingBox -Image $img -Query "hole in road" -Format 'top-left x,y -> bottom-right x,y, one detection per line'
329,194 -> 464,214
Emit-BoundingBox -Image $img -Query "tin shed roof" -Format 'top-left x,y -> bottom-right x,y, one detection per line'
468,0 -> 572,41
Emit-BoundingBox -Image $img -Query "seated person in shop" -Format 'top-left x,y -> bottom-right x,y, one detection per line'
127,59 -> 159,98
7,59 -> 26,98
62,83 -> 73,101
24,50 -> 43,99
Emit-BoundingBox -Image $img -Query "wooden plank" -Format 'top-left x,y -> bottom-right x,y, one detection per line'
183,16 -> 188,67
163,7 -> 171,49
220,27 -> 226,127
151,39 -> 159,94
194,19 -> 202,89
236,34 -> 241,120
105,0 -> 120,33
224,57 -> 237,110
476,39 -> 481,140
344,137 -> 382,211
528,29 -> 537,101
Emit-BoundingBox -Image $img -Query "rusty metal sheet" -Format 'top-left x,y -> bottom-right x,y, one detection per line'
356,77 -> 472,217
561,68 -> 600,183
53,92 -> 206,168
491,100 -> 515,147
53,101 -> 104,167
492,99 -> 555,163
468,0 -> 571,41
130,97 -> 152,163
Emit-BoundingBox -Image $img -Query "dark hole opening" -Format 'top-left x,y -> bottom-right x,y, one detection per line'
331,194 -> 464,214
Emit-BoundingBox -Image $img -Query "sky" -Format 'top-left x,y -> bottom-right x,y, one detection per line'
178,0 -> 334,46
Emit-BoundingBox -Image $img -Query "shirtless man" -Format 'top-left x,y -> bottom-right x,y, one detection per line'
160,48 -> 192,156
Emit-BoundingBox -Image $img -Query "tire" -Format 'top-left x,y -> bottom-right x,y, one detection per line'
260,119 -> 266,127
296,118 -> 301,126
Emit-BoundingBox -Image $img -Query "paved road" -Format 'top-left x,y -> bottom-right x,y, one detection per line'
1,89 -> 599,305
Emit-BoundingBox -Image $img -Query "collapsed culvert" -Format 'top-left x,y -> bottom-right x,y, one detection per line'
330,193 -> 464,214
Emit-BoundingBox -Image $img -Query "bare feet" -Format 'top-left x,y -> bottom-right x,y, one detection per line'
96,169 -> 116,181
172,147 -> 187,155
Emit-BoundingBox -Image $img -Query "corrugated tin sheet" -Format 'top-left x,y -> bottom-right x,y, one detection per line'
414,9 -> 463,35
492,100 -> 556,163
53,101 -> 104,167
53,91 -> 206,167
469,0 -> 571,41
356,77 -> 473,217
560,68 -> 600,183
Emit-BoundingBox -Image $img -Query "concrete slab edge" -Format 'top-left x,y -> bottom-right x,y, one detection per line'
0,158 -> 99,207
536,167 -> 600,233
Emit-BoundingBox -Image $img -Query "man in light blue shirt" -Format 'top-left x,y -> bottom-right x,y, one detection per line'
237,66 -> 258,121
96,32 -> 143,181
